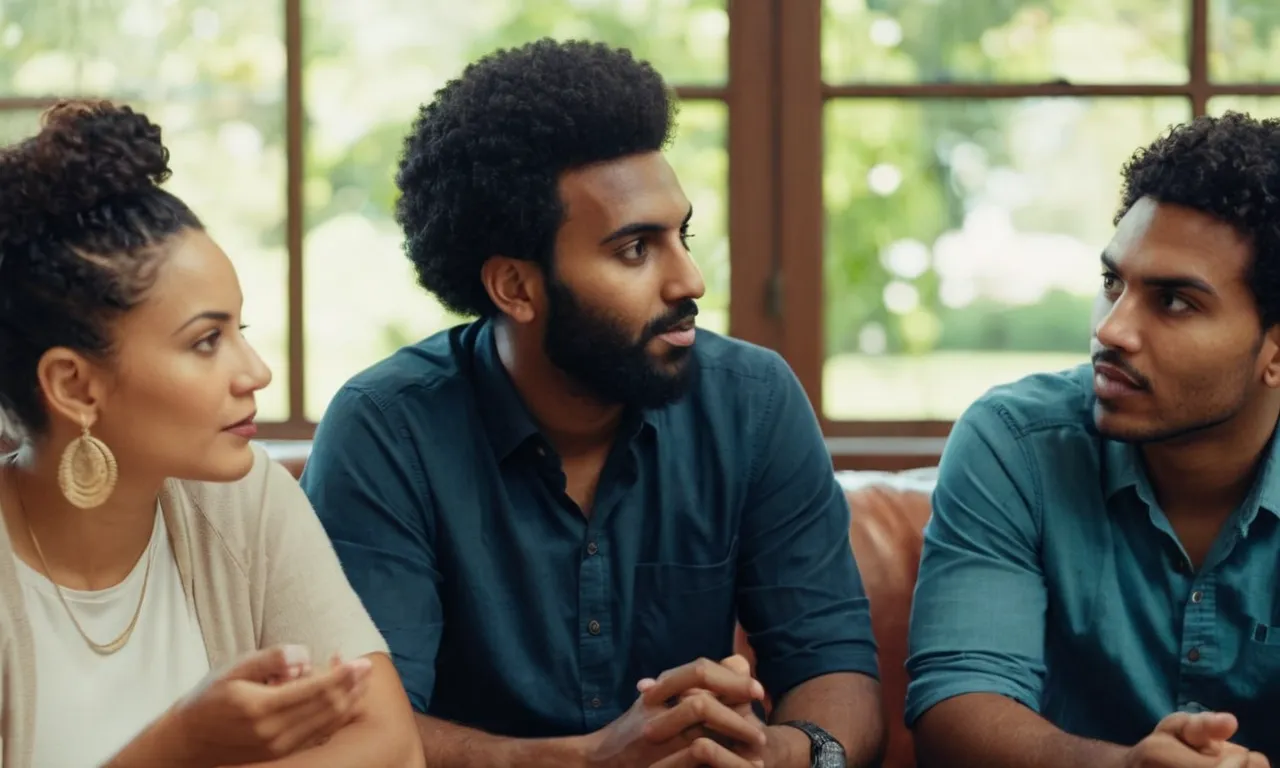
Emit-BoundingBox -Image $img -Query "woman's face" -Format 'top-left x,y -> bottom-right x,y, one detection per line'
80,228 -> 272,483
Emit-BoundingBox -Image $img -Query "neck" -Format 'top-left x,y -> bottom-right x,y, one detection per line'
4,440 -> 162,590
1141,401 -> 1280,516
495,319 -> 623,457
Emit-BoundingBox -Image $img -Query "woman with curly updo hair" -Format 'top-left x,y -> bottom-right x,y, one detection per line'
0,102 -> 421,768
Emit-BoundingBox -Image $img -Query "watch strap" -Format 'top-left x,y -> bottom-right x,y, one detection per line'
780,720 -> 845,767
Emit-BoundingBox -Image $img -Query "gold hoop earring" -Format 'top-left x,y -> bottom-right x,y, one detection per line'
58,418 -> 118,509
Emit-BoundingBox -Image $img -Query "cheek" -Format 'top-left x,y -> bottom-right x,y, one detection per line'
106,356 -> 226,437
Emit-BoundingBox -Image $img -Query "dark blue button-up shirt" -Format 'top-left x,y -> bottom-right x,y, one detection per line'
302,320 -> 877,737
908,364 -> 1280,754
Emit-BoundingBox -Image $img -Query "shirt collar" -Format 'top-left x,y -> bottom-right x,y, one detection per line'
1103,426 -> 1280,529
472,320 -> 542,461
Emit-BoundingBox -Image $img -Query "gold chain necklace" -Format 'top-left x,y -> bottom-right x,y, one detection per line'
15,485 -> 154,656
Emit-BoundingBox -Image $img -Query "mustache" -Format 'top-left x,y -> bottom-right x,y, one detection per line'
1091,349 -> 1151,390
643,299 -> 699,340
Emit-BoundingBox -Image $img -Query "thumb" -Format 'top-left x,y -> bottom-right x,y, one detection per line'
225,644 -> 311,683
1180,712 -> 1239,750
720,654 -> 752,676
1216,753 -> 1248,768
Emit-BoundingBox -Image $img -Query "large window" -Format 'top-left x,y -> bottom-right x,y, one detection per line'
0,0 -> 741,436
5,0 -> 1279,467
785,0 -> 1280,466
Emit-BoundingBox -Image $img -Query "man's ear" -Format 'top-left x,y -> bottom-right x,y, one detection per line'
1261,324 -> 1280,389
480,256 -> 546,324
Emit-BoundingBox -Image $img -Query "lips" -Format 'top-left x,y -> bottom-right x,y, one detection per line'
223,413 -> 258,438
656,317 -> 697,347
1093,363 -> 1144,399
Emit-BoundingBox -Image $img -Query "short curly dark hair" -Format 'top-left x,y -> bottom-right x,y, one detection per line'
394,38 -> 677,318
0,101 -> 201,439
1116,111 -> 1280,327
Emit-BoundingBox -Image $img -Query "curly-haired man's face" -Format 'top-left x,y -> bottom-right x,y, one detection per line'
540,152 -> 706,408
1090,196 -> 1280,443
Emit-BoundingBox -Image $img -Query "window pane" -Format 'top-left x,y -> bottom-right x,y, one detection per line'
0,3 -> 290,421
823,97 -> 1191,421
1208,96 -> 1280,118
822,0 -> 1187,85
0,110 -> 43,146
1210,0 -> 1280,82
0,1 -> 286,98
152,99 -> 289,422
302,0 -> 729,420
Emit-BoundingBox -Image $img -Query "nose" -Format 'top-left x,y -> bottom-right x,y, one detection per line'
661,243 -> 706,305
231,338 -> 273,396
1093,292 -> 1141,354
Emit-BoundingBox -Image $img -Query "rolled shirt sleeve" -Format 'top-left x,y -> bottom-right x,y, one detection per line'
736,352 -> 879,699
301,386 -> 444,714
905,400 -> 1048,725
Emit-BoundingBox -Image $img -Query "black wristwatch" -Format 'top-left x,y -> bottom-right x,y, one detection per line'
780,720 -> 847,768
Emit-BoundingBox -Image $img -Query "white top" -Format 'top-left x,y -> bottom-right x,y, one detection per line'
16,507 -> 211,767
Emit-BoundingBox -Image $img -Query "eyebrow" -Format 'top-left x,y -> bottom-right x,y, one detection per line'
598,205 -> 694,246
1101,252 -> 1216,296
173,310 -> 232,336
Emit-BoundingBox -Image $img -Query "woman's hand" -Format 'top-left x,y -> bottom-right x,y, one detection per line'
106,645 -> 373,767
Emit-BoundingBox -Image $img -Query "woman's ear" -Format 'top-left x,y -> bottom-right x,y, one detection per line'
36,347 -> 105,429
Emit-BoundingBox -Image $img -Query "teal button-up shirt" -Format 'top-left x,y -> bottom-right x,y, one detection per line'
302,319 -> 877,738
907,364 -> 1280,755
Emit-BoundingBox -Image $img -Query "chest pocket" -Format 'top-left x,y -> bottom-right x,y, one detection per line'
1236,623 -> 1280,700
629,544 -> 738,681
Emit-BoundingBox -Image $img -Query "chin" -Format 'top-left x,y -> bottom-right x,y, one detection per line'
178,442 -> 258,483
1093,404 -> 1143,443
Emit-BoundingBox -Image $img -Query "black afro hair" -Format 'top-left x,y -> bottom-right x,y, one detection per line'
1117,111 -> 1280,326
394,38 -> 677,318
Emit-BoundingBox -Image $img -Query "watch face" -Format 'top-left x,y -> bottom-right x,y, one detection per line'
815,740 -> 847,768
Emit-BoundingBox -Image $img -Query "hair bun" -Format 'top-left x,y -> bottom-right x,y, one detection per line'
0,101 -> 172,245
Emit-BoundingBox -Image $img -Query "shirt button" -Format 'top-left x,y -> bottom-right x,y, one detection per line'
588,620 -> 601,635
590,697 -> 602,708
1188,647 -> 1201,662
1190,590 -> 1203,604
586,541 -> 598,556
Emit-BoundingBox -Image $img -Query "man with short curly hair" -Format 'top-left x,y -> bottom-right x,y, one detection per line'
302,39 -> 883,768
907,112 -> 1280,767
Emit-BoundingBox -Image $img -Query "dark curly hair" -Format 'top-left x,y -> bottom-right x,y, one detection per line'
1116,111 -> 1280,327
394,38 -> 677,318
0,100 -> 202,439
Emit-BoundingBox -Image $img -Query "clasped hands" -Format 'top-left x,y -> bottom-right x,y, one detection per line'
582,654 -> 775,768
1126,711 -> 1270,768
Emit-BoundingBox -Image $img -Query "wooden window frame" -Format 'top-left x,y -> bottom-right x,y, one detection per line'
772,0 -> 1280,470
0,0 -> 778,444
9,1 -> 1278,471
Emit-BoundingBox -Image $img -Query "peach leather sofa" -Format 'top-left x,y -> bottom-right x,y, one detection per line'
267,443 -> 935,768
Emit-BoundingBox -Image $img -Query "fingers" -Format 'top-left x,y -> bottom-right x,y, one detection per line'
641,658 -> 765,708
720,654 -> 752,677
266,671 -> 371,755
1136,735 -> 1240,768
643,691 -> 767,748
1173,712 -> 1240,751
256,656 -> 373,713
649,737 -> 764,768
226,644 -> 311,684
